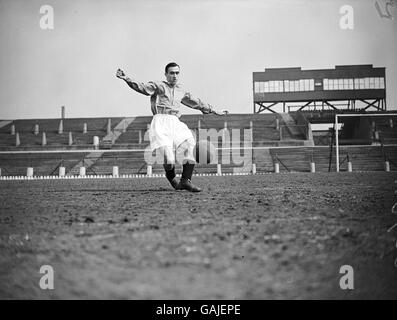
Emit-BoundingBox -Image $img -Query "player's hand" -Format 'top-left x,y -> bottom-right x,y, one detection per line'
212,109 -> 229,116
116,68 -> 127,80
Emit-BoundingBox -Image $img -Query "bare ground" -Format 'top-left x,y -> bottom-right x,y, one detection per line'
0,172 -> 397,299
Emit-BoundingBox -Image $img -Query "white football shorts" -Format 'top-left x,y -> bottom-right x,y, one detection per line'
149,114 -> 195,152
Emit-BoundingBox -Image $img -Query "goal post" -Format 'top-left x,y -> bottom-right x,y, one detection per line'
335,113 -> 397,172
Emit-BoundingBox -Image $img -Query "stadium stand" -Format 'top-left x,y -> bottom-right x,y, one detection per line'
0,152 -> 90,176
0,118 -> 124,150
375,116 -> 397,144
0,113 -> 396,176
267,146 -> 391,172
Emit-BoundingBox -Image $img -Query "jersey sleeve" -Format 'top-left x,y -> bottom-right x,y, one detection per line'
125,79 -> 161,96
181,92 -> 213,114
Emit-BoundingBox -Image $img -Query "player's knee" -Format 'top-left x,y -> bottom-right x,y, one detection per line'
176,138 -> 196,164
164,154 -> 175,165
157,146 -> 175,165
178,138 -> 196,152
186,137 -> 196,149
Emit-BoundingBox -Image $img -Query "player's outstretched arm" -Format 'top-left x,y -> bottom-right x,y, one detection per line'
211,108 -> 229,116
116,68 -> 157,96
116,68 -> 128,81
181,92 -> 228,116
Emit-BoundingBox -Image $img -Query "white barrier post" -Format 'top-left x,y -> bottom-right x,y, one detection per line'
42,132 -> 47,146
79,167 -> 86,176
93,136 -> 99,149
27,167 -> 34,177
83,123 -> 87,134
347,162 -> 353,172
310,162 -> 316,173
217,164 -> 222,175
389,118 -> 393,128
16,132 -> 20,146
34,124 -> 39,135
252,163 -> 257,175
274,162 -> 280,173
385,161 -> 390,172
249,121 -> 253,142
68,132 -> 73,146
147,165 -> 152,176
112,166 -> 119,177
59,167 -> 66,177
58,120 -> 63,134
107,118 -> 111,135
11,124 -> 15,135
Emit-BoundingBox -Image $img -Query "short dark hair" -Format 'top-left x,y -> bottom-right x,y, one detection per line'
165,62 -> 180,73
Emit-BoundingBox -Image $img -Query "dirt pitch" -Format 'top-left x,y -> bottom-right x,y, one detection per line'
1,172 -> 397,300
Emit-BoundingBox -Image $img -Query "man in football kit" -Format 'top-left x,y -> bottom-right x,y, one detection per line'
116,62 -> 227,192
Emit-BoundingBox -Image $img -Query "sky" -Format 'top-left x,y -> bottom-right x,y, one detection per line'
0,0 -> 396,120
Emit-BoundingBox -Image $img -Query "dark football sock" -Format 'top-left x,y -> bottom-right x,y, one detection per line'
163,164 -> 175,181
182,162 -> 195,181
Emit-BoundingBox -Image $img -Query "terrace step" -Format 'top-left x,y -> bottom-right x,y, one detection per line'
102,117 -> 136,145
0,120 -> 13,129
67,151 -> 103,175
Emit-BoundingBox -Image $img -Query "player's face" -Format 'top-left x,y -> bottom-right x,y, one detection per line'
165,66 -> 180,86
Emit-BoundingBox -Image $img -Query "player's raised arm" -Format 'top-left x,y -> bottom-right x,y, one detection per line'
116,68 -> 158,96
181,92 -> 228,115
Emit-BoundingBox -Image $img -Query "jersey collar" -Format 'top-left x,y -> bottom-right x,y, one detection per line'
163,81 -> 181,88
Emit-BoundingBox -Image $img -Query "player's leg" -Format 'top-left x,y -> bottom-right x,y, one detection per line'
176,137 -> 202,192
159,145 -> 180,190
149,115 -> 179,190
173,118 -> 202,192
